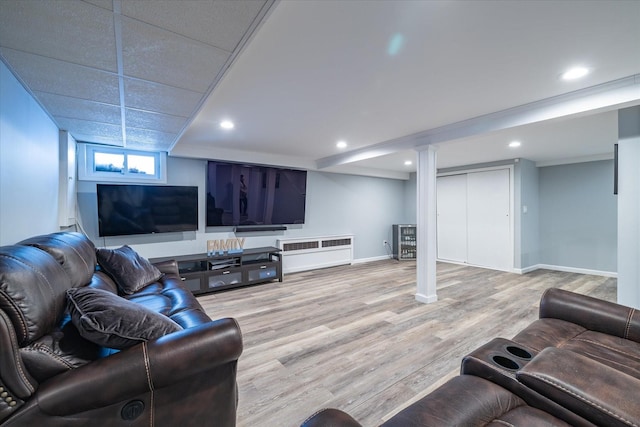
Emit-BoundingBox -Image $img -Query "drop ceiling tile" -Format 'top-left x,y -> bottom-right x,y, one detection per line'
121,16 -> 229,93
0,0 -> 117,72
125,127 -> 176,152
34,91 -> 121,125
121,0 -> 268,52
1,48 -> 120,104
124,78 -> 202,118
125,109 -> 187,134
56,117 -> 123,145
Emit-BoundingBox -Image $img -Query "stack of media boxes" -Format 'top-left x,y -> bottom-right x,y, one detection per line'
392,224 -> 417,260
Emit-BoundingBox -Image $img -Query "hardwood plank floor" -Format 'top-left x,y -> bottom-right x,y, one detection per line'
196,260 -> 616,427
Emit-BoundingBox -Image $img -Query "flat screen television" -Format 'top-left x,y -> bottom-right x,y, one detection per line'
97,184 -> 198,237
206,160 -> 307,227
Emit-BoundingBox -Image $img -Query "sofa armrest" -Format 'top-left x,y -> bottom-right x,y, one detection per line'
34,318 -> 242,416
301,408 -> 363,427
517,347 -> 640,427
539,288 -> 640,342
152,259 -> 180,277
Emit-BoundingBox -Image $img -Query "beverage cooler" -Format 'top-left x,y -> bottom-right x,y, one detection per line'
392,224 -> 417,260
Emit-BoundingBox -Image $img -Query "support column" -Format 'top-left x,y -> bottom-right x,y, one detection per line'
415,145 -> 438,304
617,105 -> 640,309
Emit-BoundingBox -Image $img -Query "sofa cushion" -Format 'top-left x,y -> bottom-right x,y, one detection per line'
96,245 -> 163,294
20,316 -> 100,382
126,275 -> 211,329
66,287 -> 182,349
0,245 -> 72,345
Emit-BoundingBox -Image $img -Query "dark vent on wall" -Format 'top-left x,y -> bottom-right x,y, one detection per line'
283,241 -> 319,251
322,238 -> 352,248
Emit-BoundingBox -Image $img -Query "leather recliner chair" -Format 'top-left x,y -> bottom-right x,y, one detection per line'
302,288 -> 640,426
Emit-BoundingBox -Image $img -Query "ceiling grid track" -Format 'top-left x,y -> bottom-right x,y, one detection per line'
112,0 -> 127,147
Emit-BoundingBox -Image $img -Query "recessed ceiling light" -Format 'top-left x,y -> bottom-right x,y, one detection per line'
404,160 -> 413,166
220,120 -> 234,130
509,141 -> 521,148
561,67 -> 589,80
336,140 -> 347,149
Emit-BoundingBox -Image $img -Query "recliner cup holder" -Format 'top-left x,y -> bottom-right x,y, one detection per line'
506,345 -> 532,360
462,338 -> 536,378
492,355 -> 520,371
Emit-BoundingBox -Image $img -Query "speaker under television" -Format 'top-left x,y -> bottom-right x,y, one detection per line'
206,160 -> 307,227
97,184 -> 198,237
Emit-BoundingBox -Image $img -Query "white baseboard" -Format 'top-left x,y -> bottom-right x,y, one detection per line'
286,255 -> 617,279
415,292 -> 438,304
353,255 -> 393,264
516,263 -> 617,278
513,265 -> 541,274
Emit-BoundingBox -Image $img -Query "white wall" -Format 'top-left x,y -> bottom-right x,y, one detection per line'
0,61 -> 60,245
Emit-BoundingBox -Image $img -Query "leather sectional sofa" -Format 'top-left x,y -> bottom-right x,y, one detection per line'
0,231 -> 242,426
302,288 -> 640,426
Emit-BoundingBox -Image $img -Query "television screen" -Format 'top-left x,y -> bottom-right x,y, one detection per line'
206,161 -> 306,227
97,184 -> 198,237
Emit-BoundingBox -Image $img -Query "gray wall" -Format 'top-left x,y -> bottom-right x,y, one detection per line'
0,60 -> 61,245
516,159 -> 540,269
77,156 -> 408,261
404,172 -> 417,224
538,160 -> 617,273
304,171 -> 407,259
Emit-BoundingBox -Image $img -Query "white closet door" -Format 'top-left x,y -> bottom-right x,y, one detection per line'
466,169 -> 512,270
436,174 -> 468,262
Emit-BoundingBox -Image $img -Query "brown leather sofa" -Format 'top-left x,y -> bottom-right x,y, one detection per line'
0,231 -> 242,426
302,288 -> 640,426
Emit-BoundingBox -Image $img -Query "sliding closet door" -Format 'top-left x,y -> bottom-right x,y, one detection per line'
436,174 -> 467,262
466,169 -> 512,270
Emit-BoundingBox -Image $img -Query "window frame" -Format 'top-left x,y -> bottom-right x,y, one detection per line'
78,143 -> 167,183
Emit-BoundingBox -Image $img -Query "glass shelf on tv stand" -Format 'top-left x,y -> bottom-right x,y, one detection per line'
150,247 -> 282,295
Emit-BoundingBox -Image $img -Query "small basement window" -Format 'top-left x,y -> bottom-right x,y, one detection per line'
78,144 -> 167,183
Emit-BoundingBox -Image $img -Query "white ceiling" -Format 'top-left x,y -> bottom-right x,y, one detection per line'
1,0 -> 639,178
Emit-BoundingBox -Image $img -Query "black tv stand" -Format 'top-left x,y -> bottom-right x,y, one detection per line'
150,246 -> 282,295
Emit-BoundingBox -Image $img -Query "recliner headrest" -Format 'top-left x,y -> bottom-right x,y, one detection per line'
0,245 -> 71,345
18,232 -> 96,288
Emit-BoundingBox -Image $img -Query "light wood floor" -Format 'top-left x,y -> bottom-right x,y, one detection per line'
197,260 -> 616,427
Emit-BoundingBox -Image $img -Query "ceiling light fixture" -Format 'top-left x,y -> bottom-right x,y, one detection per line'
220,120 -> 234,130
404,160 -> 412,166
336,140 -> 347,149
509,141 -> 521,148
561,66 -> 589,80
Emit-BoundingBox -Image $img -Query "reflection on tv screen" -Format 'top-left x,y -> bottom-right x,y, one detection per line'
206,161 -> 306,227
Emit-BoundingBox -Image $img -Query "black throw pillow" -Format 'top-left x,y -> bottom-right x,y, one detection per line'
96,245 -> 163,294
66,287 -> 182,350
